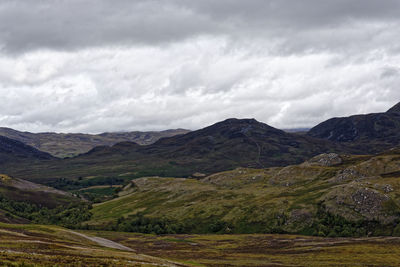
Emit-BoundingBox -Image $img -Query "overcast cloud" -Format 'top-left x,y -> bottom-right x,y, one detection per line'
0,0 -> 399,133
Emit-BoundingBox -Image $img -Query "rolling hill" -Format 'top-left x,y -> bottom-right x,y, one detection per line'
308,102 -> 400,153
0,173 -> 84,225
0,174 -> 77,209
0,127 -> 189,158
87,150 -> 400,237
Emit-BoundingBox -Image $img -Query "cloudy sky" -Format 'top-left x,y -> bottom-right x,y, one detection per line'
0,0 -> 399,133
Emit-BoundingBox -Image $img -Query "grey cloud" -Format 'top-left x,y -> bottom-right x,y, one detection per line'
381,67 -> 400,79
0,1 -> 400,133
0,0 -> 217,53
183,0 -> 400,27
1,0 -> 400,54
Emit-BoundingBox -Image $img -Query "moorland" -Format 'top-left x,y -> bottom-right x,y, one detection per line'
2,103 -> 400,266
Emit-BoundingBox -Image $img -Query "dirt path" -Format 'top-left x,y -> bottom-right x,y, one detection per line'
78,185 -> 123,191
67,230 -> 135,252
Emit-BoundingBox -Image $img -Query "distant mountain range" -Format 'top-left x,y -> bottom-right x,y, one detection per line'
0,127 -> 189,158
0,118 -> 351,185
1,102 -> 400,187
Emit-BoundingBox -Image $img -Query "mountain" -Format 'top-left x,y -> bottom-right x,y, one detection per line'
133,118 -> 347,169
0,127 -> 190,158
387,102 -> 400,113
0,118 -> 352,187
0,135 -> 53,163
87,150 -> 400,236
308,102 -> 400,153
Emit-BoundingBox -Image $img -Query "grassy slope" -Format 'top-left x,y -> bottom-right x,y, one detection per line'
0,223 -> 183,267
87,231 -> 400,267
88,151 -> 400,235
3,222 -> 400,267
0,174 -> 79,209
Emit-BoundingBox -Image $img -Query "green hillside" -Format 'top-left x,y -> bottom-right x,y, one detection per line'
0,174 -> 78,208
87,150 -> 400,237
0,174 -> 93,228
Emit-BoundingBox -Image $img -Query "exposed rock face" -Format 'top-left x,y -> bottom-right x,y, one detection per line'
323,182 -> 395,224
331,167 -> 365,183
304,153 -> 343,167
351,188 -> 389,217
382,184 -> 394,193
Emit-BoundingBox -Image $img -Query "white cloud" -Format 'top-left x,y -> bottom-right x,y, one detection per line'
0,1 -> 400,133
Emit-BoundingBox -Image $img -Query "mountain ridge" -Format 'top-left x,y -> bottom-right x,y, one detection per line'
0,127 -> 190,158
308,102 -> 400,153
0,118 -> 354,186
0,135 -> 53,163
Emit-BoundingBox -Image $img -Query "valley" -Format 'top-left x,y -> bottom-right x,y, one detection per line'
1,103 -> 400,266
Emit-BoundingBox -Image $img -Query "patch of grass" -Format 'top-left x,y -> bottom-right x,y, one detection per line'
88,230 -> 400,267
0,223 -> 180,267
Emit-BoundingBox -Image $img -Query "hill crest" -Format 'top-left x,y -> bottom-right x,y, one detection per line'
308,102 -> 400,153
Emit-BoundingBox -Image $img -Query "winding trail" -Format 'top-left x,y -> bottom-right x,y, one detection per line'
67,230 -> 135,252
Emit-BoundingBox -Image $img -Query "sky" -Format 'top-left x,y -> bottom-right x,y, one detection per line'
0,0 -> 399,133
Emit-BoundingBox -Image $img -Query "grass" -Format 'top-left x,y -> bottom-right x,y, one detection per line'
85,230 -> 400,266
4,222 -> 400,266
85,152 -> 400,235
0,223 -> 182,266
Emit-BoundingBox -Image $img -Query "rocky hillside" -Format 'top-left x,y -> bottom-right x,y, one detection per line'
0,127 -> 189,158
308,102 -> 400,153
87,150 -> 400,237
